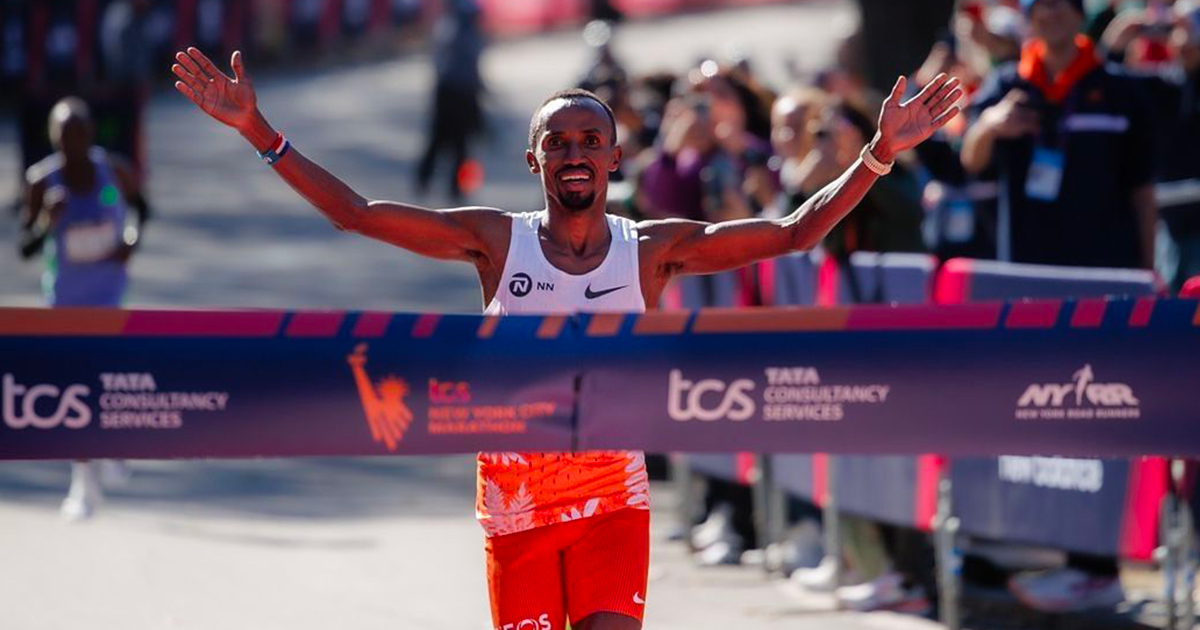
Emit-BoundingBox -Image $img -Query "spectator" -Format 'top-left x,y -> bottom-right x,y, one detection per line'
768,86 -> 827,216
1098,0 -> 1178,69
799,100 -> 925,261
20,1 -> 101,176
589,0 -> 624,25
1096,1 -> 1200,289
1154,3 -> 1200,289
911,38 -> 1000,260
98,0 -> 153,181
641,62 -> 778,563
960,0 -> 1155,611
956,0 -> 1027,69
961,0 -> 1157,272
783,91 -> 930,615
638,61 -> 774,223
415,0 -> 486,203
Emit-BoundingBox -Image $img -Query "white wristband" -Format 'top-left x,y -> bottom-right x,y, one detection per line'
860,144 -> 894,176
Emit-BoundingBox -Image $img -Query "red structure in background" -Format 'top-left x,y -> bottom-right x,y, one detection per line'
477,0 -> 792,35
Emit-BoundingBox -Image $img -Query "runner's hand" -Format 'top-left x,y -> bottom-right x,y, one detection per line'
874,73 -> 964,159
172,48 -> 257,132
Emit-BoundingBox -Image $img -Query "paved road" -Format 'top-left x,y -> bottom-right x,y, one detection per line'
0,0 -> 858,311
0,3 -> 952,629
0,459 -> 948,630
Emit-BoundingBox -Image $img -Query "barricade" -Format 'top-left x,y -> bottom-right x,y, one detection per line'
934,258 -> 1162,557
1171,278 -> 1200,629
762,250 -> 940,583
933,257 -> 1162,629
758,254 -> 1174,621
663,271 -> 753,537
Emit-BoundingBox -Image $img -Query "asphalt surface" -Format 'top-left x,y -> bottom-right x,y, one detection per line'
0,2 -> 1141,629
0,0 -> 859,311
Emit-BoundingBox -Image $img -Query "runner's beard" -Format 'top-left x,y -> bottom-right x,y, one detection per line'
560,190 -> 595,212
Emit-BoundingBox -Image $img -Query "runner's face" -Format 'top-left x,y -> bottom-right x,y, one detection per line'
51,116 -> 92,161
527,100 -> 620,213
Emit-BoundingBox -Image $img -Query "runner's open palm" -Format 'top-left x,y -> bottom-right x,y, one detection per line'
172,48 -> 257,131
877,73 -> 963,154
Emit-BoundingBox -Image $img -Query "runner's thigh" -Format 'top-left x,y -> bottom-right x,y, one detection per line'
563,508 -> 649,625
486,527 -> 567,630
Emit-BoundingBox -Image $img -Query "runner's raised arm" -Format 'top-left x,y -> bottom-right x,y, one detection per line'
641,74 -> 962,277
172,48 -> 506,265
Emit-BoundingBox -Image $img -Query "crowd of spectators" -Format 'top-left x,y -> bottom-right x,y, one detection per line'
0,0 -> 425,196
584,0 -> 1200,293
570,0 -> 1200,616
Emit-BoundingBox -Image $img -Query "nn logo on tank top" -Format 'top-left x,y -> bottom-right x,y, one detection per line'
509,272 -> 554,298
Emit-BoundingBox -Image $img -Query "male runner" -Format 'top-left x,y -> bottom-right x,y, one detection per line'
22,97 -> 150,520
172,47 -> 961,630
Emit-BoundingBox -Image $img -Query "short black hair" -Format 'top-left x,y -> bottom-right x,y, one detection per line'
528,88 -> 617,149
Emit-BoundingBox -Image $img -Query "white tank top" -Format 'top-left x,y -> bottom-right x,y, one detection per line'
484,210 -> 645,316
475,210 -> 649,538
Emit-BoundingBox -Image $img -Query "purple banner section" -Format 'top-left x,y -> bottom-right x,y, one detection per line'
0,298 -> 1198,460
0,312 -> 576,460
576,298 -> 1200,458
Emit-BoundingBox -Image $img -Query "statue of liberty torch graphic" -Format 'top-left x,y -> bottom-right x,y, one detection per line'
347,343 -> 413,451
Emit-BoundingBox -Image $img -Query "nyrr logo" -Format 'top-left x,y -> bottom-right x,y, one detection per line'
347,344 -> 414,451
2,373 -> 91,429
1015,364 -> 1140,420
667,369 -> 756,422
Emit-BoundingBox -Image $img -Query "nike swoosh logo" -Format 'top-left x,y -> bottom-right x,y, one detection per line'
633,592 -> 645,605
585,284 -> 627,300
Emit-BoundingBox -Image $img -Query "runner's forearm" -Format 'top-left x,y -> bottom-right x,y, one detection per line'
239,110 -> 368,231
785,140 -> 888,251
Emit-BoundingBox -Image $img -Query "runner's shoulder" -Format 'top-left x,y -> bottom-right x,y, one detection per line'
440,205 -> 514,229
25,153 -> 64,186
437,206 -> 515,253
635,217 -> 709,243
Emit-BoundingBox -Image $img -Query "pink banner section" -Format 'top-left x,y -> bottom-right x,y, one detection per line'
351,312 -> 392,338
285,312 -> 345,337
123,310 -> 284,337
1004,300 -> 1061,329
1069,298 -> 1108,328
845,303 -> 1002,330
1129,297 -> 1156,327
411,314 -> 442,338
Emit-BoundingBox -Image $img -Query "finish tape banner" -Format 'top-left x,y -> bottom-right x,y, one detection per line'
1,297 -> 1198,461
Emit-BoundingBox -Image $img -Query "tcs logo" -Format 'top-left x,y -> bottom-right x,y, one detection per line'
496,613 -> 552,630
428,378 -> 471,404
667,369 -> 756,422
2,373 -> 91,429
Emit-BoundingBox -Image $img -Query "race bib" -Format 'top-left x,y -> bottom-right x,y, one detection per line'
1025,147 -> 1064,202
63,221 -> 118,263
